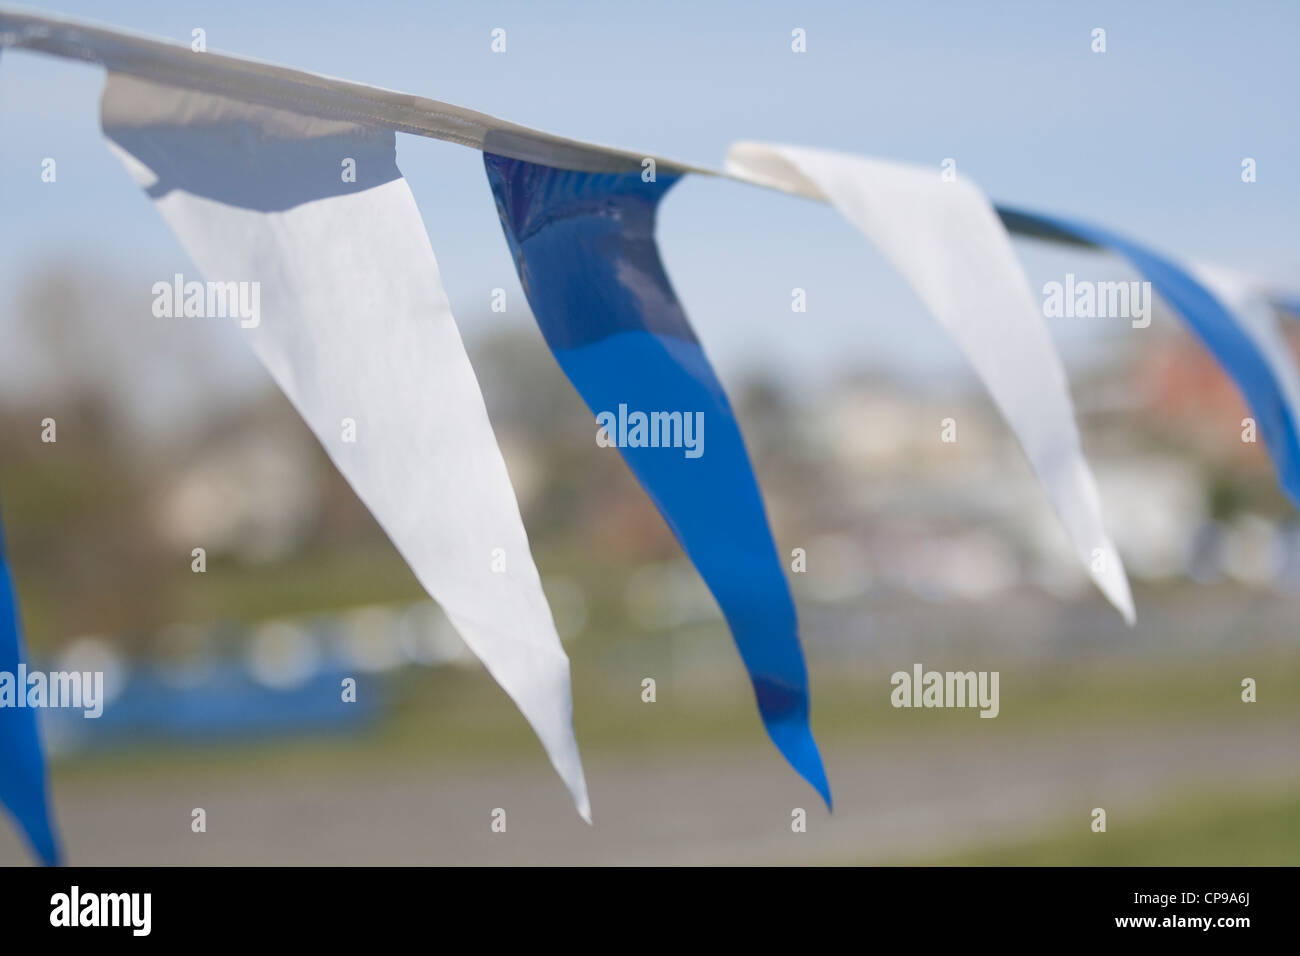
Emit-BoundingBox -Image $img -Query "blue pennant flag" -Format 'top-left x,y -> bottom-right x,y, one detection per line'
999,207 -> 1300,510
484,154 -> 831,807
0,510 -> 61,865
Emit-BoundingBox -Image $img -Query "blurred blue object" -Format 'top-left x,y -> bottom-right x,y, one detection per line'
0,509 -> 61,865
41,664 -> 385,750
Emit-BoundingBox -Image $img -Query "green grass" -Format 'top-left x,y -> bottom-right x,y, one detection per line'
908,786 -> 1300,865
50,649 -> 1300,786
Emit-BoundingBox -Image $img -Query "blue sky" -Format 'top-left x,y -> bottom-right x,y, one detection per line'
1,0 -> 1297,398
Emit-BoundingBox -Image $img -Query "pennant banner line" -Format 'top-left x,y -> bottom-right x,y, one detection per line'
0,5 -> 1142,609
0,7 -> 711,176
3,6 -> 1299,864
0,3 -> 1288,310
3,8 -> 1293,321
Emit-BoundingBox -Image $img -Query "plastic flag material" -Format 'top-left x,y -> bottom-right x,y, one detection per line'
484,154 -> 831,806
725,143 -> 1135,623
0,510 -> 61,865
100,73 -> 590,820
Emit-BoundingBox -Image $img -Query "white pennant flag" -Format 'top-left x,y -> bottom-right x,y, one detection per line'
101,73 -> 590,819
725,142 -> 1135,623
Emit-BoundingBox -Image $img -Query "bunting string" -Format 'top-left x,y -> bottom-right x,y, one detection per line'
2,7 -> 1297,864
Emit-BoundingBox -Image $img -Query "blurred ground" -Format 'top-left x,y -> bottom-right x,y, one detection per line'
921,789 -> 1300,866
2,648 -> 1295,865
